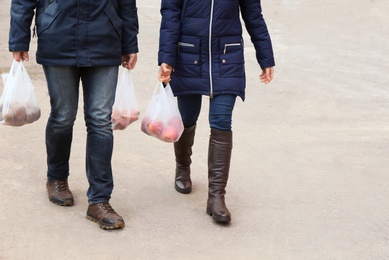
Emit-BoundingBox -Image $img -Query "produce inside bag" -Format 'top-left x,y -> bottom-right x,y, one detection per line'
111,67 -> 139,130
0,61 -> 41,127
141,82 -> 184,143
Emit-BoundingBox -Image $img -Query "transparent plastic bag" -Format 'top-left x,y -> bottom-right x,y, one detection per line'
111,67 -> 140,130
141,82 -> 184,142
0,60 -> 41,126
0,73 -> 7,121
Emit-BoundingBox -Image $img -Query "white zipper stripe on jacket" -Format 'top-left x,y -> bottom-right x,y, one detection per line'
178,42 -> 195,47
224,43 -> 241,55
209,0 -> 215,98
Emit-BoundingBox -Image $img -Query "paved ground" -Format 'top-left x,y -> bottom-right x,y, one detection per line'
1,0 -> 389,259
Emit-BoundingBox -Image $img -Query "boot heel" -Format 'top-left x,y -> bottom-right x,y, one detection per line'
206,204 -> 212,216
207,199 -> 231,223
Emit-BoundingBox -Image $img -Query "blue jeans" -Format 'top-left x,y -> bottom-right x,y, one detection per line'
43,66 -> 118,204
177,94 -> 237,131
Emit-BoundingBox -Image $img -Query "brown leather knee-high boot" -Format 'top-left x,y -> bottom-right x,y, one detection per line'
174,124 -> 196,194
206,128 -> 232,223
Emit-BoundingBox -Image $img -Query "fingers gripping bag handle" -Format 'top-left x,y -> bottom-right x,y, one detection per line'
111,67 -> 140,130
141,82 -> 184,142
0,60 -> 41,126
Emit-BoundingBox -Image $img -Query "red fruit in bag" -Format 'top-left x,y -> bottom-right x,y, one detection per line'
129,109 -> 140,123
162,126 -> 180,142
119,116 -> 131,129
26,106 -> 41,123
147,120 -> 163,137
141,117 -> 149,134
3,104 -> 27,126
111,109 -> 123,130
129,114 -> 138,123
131,109 -> 140,116
111,109 -> 121,122
168,116 -> 183,129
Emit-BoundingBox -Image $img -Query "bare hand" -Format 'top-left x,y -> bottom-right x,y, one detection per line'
259,67 -> 274,84
158,63 -> 173,83
13,51 -> 29,62
122,53 -> 137,70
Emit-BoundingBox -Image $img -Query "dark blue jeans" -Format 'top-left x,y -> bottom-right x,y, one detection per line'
43,66 -> 118,204
177,94 -> 237,131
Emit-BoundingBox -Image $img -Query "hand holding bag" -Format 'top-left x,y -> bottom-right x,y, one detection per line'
111,67 -> 140,130
141,82 -> 184,142
0,60 -> 41,126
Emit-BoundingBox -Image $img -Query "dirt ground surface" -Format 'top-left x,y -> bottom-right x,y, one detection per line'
1,0 -> 389,259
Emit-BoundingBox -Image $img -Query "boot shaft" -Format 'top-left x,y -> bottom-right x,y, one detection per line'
208,128 -> 233,196
174,124 -> 196,166
174,125 -> 196,194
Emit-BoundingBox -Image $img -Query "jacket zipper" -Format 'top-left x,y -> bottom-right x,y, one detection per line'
223,43 -> 241,55
209,0 -> 215,98
178,42 -> 195,52
178,42 -> 195,47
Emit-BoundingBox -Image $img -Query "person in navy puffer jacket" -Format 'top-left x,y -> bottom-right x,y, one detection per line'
158,0 -> 275,224
9,0 -> 139,230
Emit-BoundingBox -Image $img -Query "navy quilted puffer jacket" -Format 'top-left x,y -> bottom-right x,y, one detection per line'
9,0 -> 138,67
158,0 -> 275,100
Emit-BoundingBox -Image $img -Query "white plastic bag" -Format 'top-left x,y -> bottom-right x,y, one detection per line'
0,73 -> 7,121
0,60 -> 41,126
111,67 -> 140,130
141,82 -> 184,142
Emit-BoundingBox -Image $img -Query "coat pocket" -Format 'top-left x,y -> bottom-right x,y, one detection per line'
174,35 -> 201,78
219,36 -> 245,77
104,2 -> 123,40
36,0 -> 62,36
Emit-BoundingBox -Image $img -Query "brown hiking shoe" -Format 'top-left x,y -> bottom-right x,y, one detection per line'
46,179 -> 74,206
86,202 -> 125,230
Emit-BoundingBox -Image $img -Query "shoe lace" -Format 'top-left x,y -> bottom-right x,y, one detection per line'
99,203 -> 116,213
55,179 -> 69,192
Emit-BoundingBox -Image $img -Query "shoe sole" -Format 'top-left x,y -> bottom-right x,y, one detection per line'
49,197 -> 74,206
86,215 -> 125,230
174,184 -> 192,194
206,207 -> 231,223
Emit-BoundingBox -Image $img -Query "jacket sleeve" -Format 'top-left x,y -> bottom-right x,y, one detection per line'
9,0 -> 37,52
239,0 -> 275,69
158,0 -> 183,68
118,0 -> 139,54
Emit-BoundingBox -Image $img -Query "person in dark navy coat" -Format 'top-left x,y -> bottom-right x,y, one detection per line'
9,0 -> 139,230
158,0 -> 275,223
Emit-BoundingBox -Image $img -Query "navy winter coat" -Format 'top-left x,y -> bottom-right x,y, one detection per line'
158,0 -> 275,100
9,0 -> 139,67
